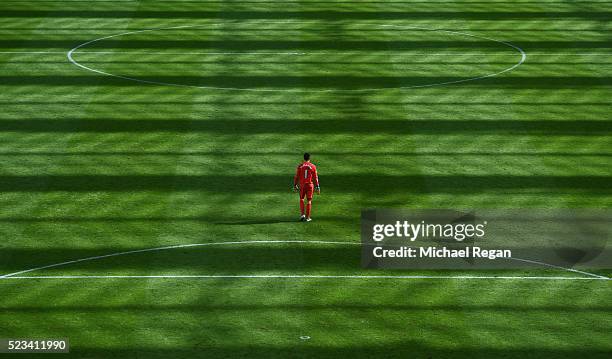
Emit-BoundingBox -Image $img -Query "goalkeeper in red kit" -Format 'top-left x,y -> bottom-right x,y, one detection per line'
293,152 -> 320,222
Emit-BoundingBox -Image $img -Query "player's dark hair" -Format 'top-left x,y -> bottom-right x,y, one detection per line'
303,153 -> 310,161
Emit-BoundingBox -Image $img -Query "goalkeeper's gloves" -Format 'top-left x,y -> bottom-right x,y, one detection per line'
315,186 -> 321,194
293,184 -> 299,192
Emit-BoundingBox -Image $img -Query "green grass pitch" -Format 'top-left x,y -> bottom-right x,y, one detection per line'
0,0 -> 611,357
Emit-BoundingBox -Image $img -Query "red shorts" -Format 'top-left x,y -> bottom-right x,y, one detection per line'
300,184 -> 314,200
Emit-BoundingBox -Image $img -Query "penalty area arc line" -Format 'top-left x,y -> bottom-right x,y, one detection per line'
0,240 -> 608,281
66,23 -> 527,92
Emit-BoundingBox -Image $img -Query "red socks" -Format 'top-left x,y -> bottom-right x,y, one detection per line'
299,200 -> 312,218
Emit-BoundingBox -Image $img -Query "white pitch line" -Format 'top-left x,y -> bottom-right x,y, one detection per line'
3,275 -> 610,281
1,240 -> 609,282
511,257 -> 609,279
66,23 -> 528,92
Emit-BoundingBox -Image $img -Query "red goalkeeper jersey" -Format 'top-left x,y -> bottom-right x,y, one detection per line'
294,161 -> 319,187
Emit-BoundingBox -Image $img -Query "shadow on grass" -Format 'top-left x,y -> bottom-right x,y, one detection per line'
2,303 -> 610,313
0,75 -> 610,88
0,245 -> 362,273
0,119 -> 610,135
0,152 -> 610,157
31,345 -> 612,359
215,219 -> 301,225
0,215 -> 355,223
2,10 -> 611,20
1,39 -> 610,50
0,174 -> 610,193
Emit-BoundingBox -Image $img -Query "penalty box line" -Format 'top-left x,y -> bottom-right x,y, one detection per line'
0,241 -> 609,281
